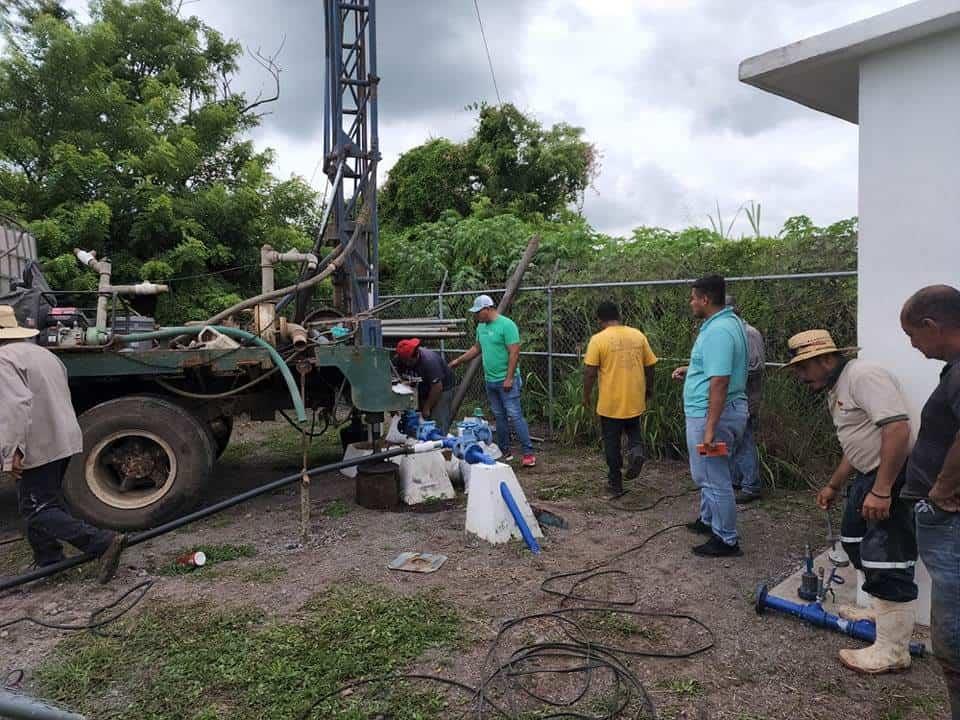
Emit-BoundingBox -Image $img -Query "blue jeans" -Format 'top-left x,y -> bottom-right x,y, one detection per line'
731,415 -> 760,495
686,399 -> 748,546
915,500 -> 960,717
485,376 -> 534,455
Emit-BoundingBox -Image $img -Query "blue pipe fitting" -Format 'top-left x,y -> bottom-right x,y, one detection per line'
463,443 -> 496,465
399,409 -> 420,438
500,481 -> 541,554
755,584 -> 925,657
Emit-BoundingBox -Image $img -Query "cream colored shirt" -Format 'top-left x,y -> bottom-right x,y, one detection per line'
0,341 -> 82,471
828,359 -> 912,474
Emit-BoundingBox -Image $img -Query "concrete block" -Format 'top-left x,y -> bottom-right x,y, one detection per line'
465,463 -> 543,544
398,450 -> 456,505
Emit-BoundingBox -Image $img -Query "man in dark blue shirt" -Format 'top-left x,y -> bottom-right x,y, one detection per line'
396,338 -> 455,433
901,284 -> 960,717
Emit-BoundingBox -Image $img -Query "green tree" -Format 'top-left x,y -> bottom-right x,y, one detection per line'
465,103 -> 597,218
0,0 -> 318,321
380,103 -> 597,229
379,138 -> 471,228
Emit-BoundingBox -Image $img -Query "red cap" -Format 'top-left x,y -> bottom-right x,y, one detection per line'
396,338 -> 420,360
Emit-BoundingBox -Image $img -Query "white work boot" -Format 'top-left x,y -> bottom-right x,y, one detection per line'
837,601 -> 875,622
838,598 -> 915,674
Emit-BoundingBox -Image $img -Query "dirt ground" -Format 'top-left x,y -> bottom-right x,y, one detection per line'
0,420 -> 949,719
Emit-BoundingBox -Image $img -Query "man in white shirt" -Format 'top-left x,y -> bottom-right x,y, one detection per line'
0,305 -> 125,583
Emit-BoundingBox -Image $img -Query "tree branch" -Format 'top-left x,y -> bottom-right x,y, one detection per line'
241,35 -> 285,115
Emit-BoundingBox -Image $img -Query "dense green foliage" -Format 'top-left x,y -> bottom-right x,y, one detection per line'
0,0 -> 318,320
383,212 -> 858,487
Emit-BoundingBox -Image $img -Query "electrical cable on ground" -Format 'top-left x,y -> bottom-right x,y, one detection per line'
296,520 -> 714,719
0,580 -> 154,639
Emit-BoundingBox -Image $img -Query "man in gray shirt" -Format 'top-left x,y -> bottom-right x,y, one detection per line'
726,295 -> 765,502
0,305 -> 125,583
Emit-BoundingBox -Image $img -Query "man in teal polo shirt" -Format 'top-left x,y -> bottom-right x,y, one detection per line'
672,275 -> 749,557
450,295 -> 536,467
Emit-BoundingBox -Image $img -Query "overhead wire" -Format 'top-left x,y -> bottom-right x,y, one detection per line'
472,0 -> 503,106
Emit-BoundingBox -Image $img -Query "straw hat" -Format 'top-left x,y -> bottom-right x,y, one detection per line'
786,329 -> 858,366
0,305 -> 39,340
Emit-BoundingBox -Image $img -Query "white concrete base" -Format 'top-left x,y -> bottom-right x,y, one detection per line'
465,463 -> 543,545
443,450 -> 461,485
398,451 -> 456,505
458,444 -> 502,494
340,442 -> 373,478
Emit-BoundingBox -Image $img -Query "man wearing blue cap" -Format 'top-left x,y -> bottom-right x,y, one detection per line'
450,295 -> 536,467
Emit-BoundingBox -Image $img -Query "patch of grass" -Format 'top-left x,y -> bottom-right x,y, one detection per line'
911,693 -> 945,715
157,543 -> 257,576
37,582 -> 462,720
535,474 -> 593,501
221,424 -> 342,468
659,678 -> 704,698
236,565 -> 287,584
582,611 -> 664,642
321,499 -> 351,518
0,538 -> 31,576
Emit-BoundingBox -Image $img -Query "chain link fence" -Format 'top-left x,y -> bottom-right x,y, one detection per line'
381,271 -> 857,485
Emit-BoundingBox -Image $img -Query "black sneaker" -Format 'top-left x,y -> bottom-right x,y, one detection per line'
606,487 -> 628,500
624,456 -> 645,481
685,518 -> 712,535
692,535 -> 743,557
735,490 -> 761,504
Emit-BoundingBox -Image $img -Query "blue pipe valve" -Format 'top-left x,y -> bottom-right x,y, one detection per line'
755,584 -> 925,657
457,417 -> 493,446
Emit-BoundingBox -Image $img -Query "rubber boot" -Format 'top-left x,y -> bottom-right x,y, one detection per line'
837,600 -> 875,622
838,598 -> 915,674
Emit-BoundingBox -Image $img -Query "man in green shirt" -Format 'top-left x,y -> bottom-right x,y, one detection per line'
450,295 -> 536,467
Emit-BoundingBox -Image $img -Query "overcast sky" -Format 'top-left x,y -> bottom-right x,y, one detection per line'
60,0 -> 912,237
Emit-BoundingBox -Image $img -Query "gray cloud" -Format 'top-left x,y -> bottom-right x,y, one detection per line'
194,0 -> 539,141
52,0 -> 901,235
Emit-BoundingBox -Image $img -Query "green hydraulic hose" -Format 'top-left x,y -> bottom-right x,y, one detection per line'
112,325 -> 307,422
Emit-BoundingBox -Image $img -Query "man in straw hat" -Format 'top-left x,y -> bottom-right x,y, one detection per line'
0,305 -> 125,583
900,284 -> 960,714
786,328 -> 917,674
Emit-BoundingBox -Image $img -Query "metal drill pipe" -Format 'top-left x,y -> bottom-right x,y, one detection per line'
449,234 -> 541,422
0,689 -> 87,720
0,447 -> 421,593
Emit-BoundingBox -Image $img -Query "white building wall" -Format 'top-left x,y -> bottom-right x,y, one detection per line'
858,28 -> 960,427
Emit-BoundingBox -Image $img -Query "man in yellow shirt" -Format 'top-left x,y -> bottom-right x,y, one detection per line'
583,302 -> 658,498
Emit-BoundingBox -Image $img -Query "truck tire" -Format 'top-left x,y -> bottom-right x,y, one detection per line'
63,395 -> 216,530
207,416 -> 234,459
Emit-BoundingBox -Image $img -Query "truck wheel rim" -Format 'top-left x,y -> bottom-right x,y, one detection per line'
85,431 -> 178,510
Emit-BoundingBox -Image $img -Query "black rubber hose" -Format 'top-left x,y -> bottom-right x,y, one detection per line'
0,447 -> 413,593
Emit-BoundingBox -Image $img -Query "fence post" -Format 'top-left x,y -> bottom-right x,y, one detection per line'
437,270 -> 448,358
546,284 -> 555,440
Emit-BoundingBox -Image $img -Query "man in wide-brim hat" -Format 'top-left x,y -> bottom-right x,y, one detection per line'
786,328 -> 918,674
0,305 -> 125,583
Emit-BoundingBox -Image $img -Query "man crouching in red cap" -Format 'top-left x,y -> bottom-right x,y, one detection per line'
395,338 -> 455,433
